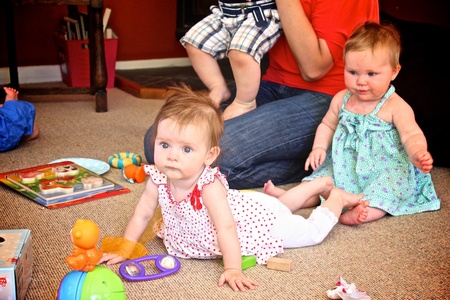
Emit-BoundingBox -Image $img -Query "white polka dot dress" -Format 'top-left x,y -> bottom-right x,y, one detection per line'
144,165 -> 284,264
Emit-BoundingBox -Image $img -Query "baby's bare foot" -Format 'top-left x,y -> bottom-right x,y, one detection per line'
328,188 -> 364,208
263,180 -> 286,198
209,88 -> 231,108
339,200 -> 370,225
223,99 -> 256,120
4,87 -> 19,101
22,124 -> 40,142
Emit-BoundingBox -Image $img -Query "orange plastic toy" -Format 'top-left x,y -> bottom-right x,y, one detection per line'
122,164 -> 146,184
66,219 -> 103,272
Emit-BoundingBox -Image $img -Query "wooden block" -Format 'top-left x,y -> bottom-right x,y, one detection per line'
266,257 -> 294,272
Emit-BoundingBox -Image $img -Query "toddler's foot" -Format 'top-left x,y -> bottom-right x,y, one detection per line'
209,87 -> 231,108
263,180 -> 286,198
223,99 -> 256,120
4,87 -> 19,101
2,87 -> 18,107
22,124 -> 40,142
339,200 -> 370,225
327,187 -> 364,208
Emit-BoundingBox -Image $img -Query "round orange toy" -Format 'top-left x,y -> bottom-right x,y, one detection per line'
123,164 -> 146,184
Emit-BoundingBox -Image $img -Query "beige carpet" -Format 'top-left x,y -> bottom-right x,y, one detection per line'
1,88 -> 449,299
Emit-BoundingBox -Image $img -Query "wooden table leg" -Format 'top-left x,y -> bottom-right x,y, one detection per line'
88,4 -> 108,112
4,0 -> 19,89
3,0 -> 108,113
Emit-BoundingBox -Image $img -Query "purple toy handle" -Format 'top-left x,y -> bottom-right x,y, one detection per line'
119,254 -> 181,281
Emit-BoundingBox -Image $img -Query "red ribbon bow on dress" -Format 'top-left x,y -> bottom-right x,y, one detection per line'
190,184 -> 202,211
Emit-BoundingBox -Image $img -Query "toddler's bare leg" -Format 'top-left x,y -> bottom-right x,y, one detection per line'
185,44 -> 230,107
277,176 -> 334,213
223,50 -> 259,120
264,180 -> 286,198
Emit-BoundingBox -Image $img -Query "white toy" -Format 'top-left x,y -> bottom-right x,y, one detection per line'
327,276 -> 371,300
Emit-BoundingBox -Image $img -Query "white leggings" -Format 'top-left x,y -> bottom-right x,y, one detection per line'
248,192 -> 338,248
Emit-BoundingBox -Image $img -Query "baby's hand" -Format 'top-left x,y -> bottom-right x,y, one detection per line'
305,147 -> 327,170
98,252 -> 127,265
218,268 -> 259,291
414,150 -> 433,173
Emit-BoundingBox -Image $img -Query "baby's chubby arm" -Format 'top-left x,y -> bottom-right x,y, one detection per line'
305,90 -> 343,170
202,180 -> 258,291
99,177 -> 159,265
391,97 -> 433,173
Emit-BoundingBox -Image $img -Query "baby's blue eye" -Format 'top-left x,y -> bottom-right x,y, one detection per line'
183,147 -> 192,153
161,142 -> 169,149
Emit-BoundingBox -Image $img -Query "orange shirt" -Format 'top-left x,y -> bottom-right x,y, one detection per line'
262,0 -> 380,96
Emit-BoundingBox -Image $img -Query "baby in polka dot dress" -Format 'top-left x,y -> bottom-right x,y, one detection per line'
99,84 -> 367,292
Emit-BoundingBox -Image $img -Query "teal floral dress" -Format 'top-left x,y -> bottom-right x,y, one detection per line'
303,85 -> 440,216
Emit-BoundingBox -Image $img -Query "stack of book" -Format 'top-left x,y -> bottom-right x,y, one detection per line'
55,7 -> 113,41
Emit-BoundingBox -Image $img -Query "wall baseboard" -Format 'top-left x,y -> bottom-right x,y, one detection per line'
0,57 -> 191,85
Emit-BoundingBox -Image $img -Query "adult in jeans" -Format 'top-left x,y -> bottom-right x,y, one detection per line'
144,0 -> 379,189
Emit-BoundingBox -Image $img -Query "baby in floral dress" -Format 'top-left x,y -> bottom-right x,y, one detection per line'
265,22 -> 440,224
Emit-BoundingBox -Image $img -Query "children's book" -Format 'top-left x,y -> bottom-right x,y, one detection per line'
0,161 -> 130,209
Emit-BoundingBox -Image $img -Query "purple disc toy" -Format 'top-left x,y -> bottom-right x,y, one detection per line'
119,254 -> 181,281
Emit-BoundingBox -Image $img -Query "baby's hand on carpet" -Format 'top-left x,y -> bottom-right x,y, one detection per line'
218,268 -> 259,291
98,252 -> 126,265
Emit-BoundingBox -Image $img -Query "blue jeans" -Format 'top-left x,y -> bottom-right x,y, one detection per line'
143,80 -> 332,189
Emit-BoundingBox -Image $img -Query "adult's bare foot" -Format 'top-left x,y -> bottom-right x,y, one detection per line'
263,180 -> 286,198
339,200 -> 370,225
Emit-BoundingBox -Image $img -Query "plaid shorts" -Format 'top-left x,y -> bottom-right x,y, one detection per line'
180,0 -> 281,64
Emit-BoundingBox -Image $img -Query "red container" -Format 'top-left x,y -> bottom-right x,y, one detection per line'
55,35 -> 118,88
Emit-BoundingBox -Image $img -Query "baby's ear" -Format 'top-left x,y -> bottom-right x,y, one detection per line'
205,146 -> 221,166
391,64 -> 401,81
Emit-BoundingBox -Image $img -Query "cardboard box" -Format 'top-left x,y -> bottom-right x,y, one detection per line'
0,230 -> 33,300
55,35 -> 118,88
